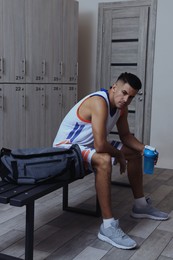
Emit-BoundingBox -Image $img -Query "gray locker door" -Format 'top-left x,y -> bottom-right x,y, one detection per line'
0,86 -> 3,146
50,0 -> 63,84
62,0 -> 78,84
25,85 -> 46,148
2,85 -> 26,148
97,6 -> 149,141
45,85 -> 62,147
0,0 -> 3,83
26,0 -> 53,83
3,0 -> 26,83
61,85 -> 77,118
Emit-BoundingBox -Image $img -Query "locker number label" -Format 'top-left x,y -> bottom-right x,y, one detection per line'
16,87 -> 24,91
36,76 -> 44,81
53,77 -> 61,81
16,76 -> 24,80
36,86 -> 43,91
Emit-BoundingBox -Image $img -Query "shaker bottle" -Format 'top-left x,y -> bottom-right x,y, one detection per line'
143,145 -> 158,174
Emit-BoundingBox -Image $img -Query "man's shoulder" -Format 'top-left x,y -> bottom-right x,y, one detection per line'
90,90 -> 108,100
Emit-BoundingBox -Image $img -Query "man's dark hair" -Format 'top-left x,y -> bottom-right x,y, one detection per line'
117,72 -> 142,90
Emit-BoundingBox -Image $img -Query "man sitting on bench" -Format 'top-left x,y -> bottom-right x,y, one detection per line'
53,72 -> 168,250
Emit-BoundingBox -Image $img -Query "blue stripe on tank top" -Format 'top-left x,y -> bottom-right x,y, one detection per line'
70,124 -> 85,142
66,122 -> 85,142
111,140 -> 121,148
66,122 -> 80,139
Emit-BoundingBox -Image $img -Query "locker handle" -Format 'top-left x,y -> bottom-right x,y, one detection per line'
0,57 -> 4,74
22,59 -> 26,75
76,62 -> 78,76
42,60 -> 46,75
59,92 -> 63,106
0,95 -> 4,110
42,94 -> 46,108
60,61 -> 64,76
22,95 -> 26,109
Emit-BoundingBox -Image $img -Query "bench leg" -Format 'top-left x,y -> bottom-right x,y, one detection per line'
0,203 -> 35,260
25,202 -> 34,260
111,181 -> 131,188
63,184 -> 101,217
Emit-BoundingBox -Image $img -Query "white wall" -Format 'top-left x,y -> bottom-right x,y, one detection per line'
150,0 -> 173,169
78,0 -> 173,169
78,0 -> 128,99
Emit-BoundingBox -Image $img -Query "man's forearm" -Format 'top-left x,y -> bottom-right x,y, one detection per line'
94,139 -> 123,158
120,133 -> 144,154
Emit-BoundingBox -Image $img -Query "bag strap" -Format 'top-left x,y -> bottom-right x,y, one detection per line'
0,148 -> 18,183
70,144 -> 85,177
0,162 -> 15,183
11,161 -> 19,181
0,147 -> 11,157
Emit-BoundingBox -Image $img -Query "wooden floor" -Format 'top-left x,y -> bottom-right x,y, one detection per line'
1,166 -> 173,260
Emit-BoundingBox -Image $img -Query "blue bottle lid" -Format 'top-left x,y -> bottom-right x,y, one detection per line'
144,146 -> 158,158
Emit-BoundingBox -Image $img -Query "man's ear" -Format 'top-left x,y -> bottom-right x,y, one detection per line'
112,83 -> 117,92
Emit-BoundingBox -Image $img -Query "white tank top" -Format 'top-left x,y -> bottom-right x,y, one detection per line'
53,89 -> 121,147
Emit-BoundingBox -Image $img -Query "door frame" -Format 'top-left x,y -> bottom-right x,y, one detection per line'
96,0 -> 158,144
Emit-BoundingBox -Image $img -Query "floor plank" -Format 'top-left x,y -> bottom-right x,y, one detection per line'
0,168 -> 173,259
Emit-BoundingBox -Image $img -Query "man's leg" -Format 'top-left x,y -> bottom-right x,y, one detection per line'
92,152 -> 113,219
91,152 -> 137,249
121,145 -> 144,198
121,145 -> 169,220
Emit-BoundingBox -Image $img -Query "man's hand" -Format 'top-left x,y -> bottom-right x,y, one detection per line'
115,151 -> 127,174
154,151 -> 159,165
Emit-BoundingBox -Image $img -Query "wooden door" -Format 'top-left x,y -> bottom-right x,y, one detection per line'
1,85 -> 26,148
2,0 -> 26,83
62,0 -> 78,84
45,85 -> 62,146
25,85 -> 45,148
97,4 -> 150,141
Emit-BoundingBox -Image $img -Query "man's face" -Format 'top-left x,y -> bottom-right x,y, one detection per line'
112,81 -> 138,109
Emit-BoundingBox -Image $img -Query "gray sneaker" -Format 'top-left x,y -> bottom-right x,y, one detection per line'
131,199 -> 169,220
98,220 -> 137,249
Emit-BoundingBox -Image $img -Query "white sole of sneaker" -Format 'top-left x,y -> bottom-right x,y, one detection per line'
98,232 -> 137,250
131,212 -> 169,220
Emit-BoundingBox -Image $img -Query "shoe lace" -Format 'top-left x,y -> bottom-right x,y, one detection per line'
114,226 -> 126,238
112,221 -> 127,238
146,197 -> 152,205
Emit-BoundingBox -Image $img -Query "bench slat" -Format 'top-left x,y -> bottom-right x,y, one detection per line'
0,184 -> 36,203
0,253 -> 22,260
9,181 -> 66,207
0,180 -> 10,187
0,182 -> 18,194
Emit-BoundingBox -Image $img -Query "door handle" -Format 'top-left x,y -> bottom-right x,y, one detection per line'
0,57 -> 4,74
138,90 -> 143,95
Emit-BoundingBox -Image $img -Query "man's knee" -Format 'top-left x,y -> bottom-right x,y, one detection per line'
122,146 -> 142,161
92,152 -> 112,171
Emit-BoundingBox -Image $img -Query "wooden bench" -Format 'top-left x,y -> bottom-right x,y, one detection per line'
0,178 -> 101,260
